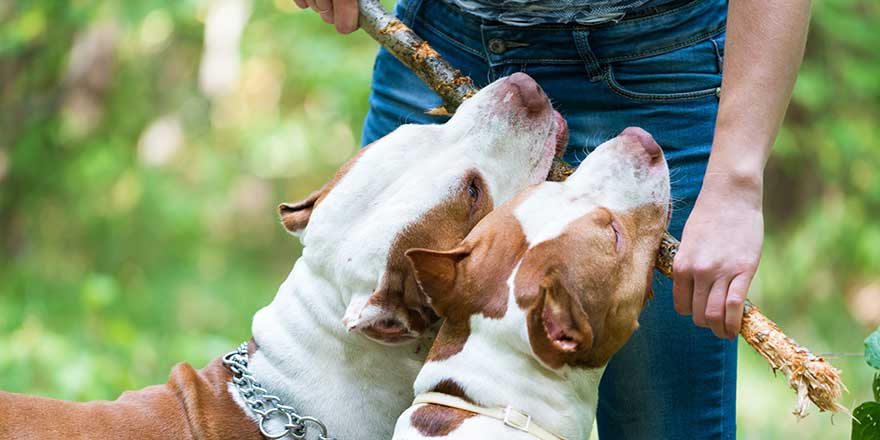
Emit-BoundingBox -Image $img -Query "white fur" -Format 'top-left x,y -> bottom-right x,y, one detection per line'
515,136 -> 669,248
394,135 -> 670,439
233,76 -> 562,440
396,265 -> 602,440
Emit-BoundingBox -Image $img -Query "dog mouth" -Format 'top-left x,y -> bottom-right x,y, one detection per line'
552,111 -> 569,157
534,111 -> 568,180
345,306 -> 434,346
358,318 -> 418,345
545,111 -> 568,162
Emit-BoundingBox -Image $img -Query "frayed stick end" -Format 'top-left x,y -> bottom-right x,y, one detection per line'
742,302 -> 848,418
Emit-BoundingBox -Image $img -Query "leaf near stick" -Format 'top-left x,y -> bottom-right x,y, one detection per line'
866,327 -> 880,370
853,401 -> 880,440
874,373 -> 880,404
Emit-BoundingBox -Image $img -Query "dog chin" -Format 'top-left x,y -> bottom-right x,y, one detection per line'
358,331 -> 421,347
353,317 -> 440,347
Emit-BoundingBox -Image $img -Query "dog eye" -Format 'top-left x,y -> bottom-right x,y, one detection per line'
468,180 -> 480,199
465,177 -> 484,217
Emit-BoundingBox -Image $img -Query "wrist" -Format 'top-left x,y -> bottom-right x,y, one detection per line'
704,135 -> 768,194
703,163 -> 764,192
700,156 -> 765,210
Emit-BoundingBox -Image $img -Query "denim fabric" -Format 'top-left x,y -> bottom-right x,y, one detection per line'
361,0 -> 736,438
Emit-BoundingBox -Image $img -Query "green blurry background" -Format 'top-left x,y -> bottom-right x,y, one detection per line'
0,1 -> 877,438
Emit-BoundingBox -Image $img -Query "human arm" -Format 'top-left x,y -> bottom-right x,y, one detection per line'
672,0 -> 812,339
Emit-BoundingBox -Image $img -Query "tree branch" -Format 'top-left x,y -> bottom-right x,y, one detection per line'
357,1 -> 477,113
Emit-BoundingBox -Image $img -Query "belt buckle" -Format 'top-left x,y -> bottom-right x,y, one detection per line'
503,405 -> 532,433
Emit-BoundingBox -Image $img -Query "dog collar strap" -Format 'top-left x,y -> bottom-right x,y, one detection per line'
412,392 -> 566,440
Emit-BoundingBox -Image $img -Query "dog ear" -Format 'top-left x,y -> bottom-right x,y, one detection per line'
406,247 -> 470,317
278,144 -> 372,236
278,189 -> 322,236
536,269 -> 593,354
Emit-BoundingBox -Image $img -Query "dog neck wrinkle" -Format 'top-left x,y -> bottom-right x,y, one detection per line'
245,257 -> 427,440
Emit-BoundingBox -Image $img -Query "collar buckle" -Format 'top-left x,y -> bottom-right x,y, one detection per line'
503,405 -> 532,433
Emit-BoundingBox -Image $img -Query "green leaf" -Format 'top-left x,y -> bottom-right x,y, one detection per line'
875,373 -> 880,403
853,402 -> 880,440
866,328 -> 880,370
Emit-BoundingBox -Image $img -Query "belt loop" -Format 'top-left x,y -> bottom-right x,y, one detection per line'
399,0 -> 424,27
573,30 -> 604,82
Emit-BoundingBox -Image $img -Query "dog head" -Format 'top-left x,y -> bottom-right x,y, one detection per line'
279,73 -> 567,345
407,127 -> 669,369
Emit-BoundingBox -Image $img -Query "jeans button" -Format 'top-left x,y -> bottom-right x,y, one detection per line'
488,39 -> 507,54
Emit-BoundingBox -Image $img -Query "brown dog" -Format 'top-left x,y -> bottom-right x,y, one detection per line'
392,127 -> 670,440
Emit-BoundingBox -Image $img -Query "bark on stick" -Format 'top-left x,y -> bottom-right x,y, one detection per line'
357,0 -> 477,113
357,0 -> 846,417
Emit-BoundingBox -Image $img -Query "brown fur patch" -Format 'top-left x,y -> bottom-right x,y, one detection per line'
430,378 -> 474,403
411,189 -> 534,361
363,170 -> 495,339
0,358 -> 261,439
426,321 -> 471,361
515,203 -> 667,369
411,404 -> 475,437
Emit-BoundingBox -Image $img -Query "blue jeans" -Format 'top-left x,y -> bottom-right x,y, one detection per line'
361,0 -> 736,438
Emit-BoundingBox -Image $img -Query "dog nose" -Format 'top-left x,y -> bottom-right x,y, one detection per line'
506,72 -> 546,114
620,126 -> 662,160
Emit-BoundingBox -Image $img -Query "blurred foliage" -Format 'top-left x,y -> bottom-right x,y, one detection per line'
0,0 -> 877,438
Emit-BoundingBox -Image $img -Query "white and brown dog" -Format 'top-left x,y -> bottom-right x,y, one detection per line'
0,73 -> 567,440
393,127 -> 670,440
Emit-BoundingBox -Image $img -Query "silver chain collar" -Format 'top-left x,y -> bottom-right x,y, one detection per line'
223,342 -> 336,440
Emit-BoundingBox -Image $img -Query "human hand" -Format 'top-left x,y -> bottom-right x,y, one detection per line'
292,0 -> 359,34
672,171 -> 764,340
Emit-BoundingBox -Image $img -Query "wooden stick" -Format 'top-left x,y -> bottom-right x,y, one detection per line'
357,0 -> 846,417
357,0 -> 477,114
655,233 -> 847,417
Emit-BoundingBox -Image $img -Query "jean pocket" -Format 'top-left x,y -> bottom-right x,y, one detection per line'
603,34 -> 725,103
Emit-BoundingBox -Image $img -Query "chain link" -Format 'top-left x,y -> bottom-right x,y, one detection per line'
223,342 -> 336,440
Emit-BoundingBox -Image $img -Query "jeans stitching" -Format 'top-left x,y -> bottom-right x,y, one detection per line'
399,0 -> 422,27
416,19 -> 485,58
711,35 -> 725,73
424,24 -> 725,68
612,0 -> 709,27
489,57 -> 583,65
574,30 -> 604,80
603,66 -> 720,102
413,2 -> 724,71
599,26 -> 726,62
